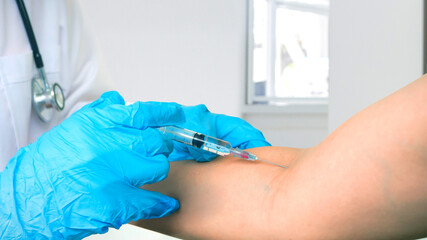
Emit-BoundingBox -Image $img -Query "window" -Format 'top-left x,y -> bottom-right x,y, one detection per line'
247,0 -> 329,106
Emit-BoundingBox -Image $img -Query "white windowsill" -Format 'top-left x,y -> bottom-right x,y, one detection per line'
242,103 -> 328,114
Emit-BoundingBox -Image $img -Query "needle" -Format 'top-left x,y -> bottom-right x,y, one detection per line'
257,158 -> 288,168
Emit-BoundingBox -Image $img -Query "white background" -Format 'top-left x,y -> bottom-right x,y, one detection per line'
79,0 -> 330,148
80,0 -> 423,239
329,0 -> 423,131
79,0 -> 247,116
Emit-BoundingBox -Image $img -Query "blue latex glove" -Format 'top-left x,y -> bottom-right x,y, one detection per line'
168,104 -> 271,162
0,91 -> 185,239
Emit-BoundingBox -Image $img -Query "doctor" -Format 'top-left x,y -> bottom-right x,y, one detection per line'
0,1 -> 269,239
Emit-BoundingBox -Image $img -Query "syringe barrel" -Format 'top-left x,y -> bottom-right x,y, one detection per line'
158,126 -> 232,156
158,126 -> 197,146
201,135 -> 232,156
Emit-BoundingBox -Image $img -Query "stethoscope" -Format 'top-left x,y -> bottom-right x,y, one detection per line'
16,0 -> 65,122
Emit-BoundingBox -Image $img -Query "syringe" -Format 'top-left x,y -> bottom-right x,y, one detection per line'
158,126 -> 287,168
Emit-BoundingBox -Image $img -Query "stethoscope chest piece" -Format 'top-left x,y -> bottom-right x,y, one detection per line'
32,76 -> 65,122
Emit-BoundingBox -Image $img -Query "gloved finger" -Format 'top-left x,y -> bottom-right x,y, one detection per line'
167,151 -> 192,162
134,128 -> 174,157
181,104 -> 210,118
214,114 -> 271,149
129,155 -> 170,187
80,184 -> 179,230
97,127 -> 173,187
106,150 -> 170,187
179,104 -> 214,134
118,187 -> 180,224
89,91 -> 126,108
167,142 -> 193,161
110,127 -> 173,158
119,129 -> 172,187
95,101 -> 185,130
188,146 -> 217,162
167,143 -> 217,162
78,91 -> 126,112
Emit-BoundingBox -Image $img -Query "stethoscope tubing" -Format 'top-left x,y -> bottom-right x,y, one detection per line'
15,0 -> 65,122
15,0 -> 50,91
15,0 -> 44,69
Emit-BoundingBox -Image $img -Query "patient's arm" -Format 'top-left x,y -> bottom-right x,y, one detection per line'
134,76 -> 427,239
137,147 -> 303,239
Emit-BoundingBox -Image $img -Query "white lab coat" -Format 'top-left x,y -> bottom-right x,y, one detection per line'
0,0 -> 111,170
0,3 -> 182,239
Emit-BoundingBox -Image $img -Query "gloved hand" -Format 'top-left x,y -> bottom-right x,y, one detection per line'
168,104 -> 271,162
0,91 -> 184,240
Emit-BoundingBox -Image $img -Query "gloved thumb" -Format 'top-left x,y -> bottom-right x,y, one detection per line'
119,187 -> 180,224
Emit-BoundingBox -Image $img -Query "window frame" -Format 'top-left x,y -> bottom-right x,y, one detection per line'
246,0 -> 330,112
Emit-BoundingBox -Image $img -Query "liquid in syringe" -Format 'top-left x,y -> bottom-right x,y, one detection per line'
158,126 -> 287,168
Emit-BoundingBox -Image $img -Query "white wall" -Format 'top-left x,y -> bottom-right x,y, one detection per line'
79,0 -> 328,149
244,111 -> 328,148
79,0 -> 247,117
329,0 -> 424,132
79,0 -> 424,154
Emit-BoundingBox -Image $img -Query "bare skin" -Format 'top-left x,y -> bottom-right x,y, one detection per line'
134,75 -> 427,239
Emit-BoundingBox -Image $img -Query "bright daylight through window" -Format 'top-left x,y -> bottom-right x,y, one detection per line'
247,0 -> 329,105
